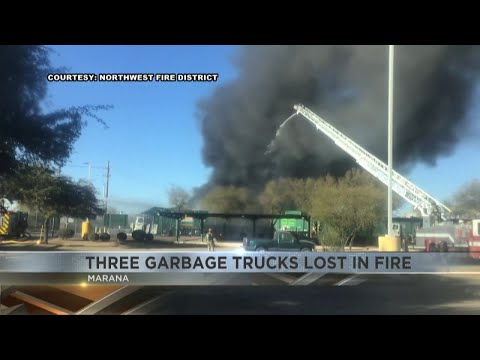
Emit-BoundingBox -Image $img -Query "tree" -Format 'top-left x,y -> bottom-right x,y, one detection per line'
310,170 -> 388,250
259,178 -> 296,213
167,185 -> 190,211
449,179 -> 480,218
0,45 -> 111,175
260,177 -> 319,214
200,186 -> 257,213
0,166 -> 104,243
290,177 -> 318,214
107,206 -> 119,214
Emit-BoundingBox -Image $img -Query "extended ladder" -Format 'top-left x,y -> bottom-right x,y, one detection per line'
285,104 -> 451,219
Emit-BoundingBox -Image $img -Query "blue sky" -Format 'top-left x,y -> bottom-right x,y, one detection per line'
45,45 -> 480,215
46,45 -> 238,213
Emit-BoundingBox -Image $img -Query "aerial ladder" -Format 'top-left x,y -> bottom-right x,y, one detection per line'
272,104 -> 451,225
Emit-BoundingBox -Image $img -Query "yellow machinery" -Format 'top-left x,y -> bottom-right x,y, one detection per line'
82,221 -> 92,240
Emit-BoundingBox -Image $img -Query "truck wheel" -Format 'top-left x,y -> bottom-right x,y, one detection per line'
301,248 -> 312,252
256,247 -> 266,252
100,233 -> 111,242
145,233 -> 154,242
117,232 -> 127,242
132,230 -> 146,242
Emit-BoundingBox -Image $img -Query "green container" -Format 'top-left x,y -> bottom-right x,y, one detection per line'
104,214 -> 128,228
275,210 -> 309,232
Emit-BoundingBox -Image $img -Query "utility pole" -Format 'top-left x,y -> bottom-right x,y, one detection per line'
387,45 -> 394,237
104,161 -> 110,213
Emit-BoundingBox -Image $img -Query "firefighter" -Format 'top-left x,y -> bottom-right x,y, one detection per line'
206,228 -> 215,251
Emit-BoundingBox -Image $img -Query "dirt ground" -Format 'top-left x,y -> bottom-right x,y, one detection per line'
1,230 -> 399,252
0,235 -> 245,251
0,236 -> 387,252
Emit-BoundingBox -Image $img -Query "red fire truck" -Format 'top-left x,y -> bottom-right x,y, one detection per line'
415,219 -> 480,258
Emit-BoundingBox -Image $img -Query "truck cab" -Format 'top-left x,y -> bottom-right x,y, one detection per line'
133,216 -> 146,231
243,230 -> 316,252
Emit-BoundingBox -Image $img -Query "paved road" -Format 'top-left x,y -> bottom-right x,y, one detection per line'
3,273 -> 480,314
120,273 -> 480,315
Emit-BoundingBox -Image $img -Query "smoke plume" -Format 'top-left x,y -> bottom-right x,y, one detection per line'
198,46 -> 480,190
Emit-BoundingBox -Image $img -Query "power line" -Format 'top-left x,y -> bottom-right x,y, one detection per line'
62,164 -> 88,168
62,164 -> 106,169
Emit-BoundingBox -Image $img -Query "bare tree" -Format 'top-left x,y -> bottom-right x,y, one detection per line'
200,186 -> 256,213
107,206 -> 119,214
167,185 -> 191,211
449,179 -> 480,219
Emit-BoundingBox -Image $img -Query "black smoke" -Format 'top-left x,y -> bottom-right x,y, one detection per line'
198,45 -> 480,190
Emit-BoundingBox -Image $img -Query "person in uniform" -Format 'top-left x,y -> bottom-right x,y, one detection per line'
206,228 -> 215,251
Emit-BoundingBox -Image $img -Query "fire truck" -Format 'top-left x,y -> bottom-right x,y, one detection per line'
272,104 -> 480,258
0,198 -> 28,238
415,219 -> 480,258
